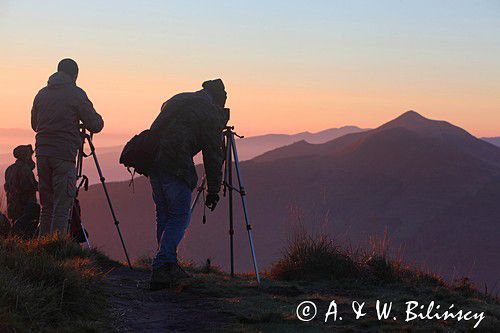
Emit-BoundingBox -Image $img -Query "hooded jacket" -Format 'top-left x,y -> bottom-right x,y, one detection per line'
4,146 -> 38,220
150,90 -> 226,193
31,71 -> 104,162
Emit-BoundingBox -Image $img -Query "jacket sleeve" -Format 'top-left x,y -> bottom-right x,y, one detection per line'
31,94 -> 39,131
4,167 -> 11,192
18,168 -> 37,193
32,172 -> 38,191
201,118 -> 224,194
77,89 -> 104,134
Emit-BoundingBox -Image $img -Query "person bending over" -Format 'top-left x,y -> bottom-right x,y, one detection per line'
149,79 -> 227,289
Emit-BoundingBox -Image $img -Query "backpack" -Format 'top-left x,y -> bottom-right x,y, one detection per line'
119,129 -> 160,177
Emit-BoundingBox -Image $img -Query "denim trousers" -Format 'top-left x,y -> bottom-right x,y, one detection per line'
149,171 -> 192,269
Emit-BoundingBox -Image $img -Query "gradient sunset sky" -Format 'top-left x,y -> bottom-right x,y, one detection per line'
1,0 -> 499,143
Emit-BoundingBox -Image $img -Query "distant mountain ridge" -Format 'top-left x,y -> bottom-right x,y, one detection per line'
79,111 -> 500,291
482,137 -> 500,147
256,111 -> 500,165
0,126 -> 367,185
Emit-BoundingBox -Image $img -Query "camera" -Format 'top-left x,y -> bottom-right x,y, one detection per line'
222,108 -> 230,126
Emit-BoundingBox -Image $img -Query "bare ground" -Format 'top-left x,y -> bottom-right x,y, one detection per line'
102,266 -> 234,332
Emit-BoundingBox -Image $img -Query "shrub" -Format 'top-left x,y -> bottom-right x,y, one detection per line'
270,227 -> 359,281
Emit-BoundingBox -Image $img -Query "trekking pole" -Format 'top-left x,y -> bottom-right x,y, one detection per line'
83,133 -> 133,269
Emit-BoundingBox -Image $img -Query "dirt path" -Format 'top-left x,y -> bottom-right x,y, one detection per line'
102,266 -> 233,332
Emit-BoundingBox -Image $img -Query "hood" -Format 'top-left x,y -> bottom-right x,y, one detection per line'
13,144 -> 34,160
47,71 -> 76,88
13,145 -> 35,170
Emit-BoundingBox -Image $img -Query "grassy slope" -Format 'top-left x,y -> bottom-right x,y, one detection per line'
1,234 -> 499,332
177,268 -> 500,331
0,235 -> 111,332
136,229 -> 500,332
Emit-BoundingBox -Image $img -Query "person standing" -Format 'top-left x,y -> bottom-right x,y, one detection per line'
149,79 -> 227,289
31,58 -> 104,236
4,144 -> 38,221
4,144 -> 40,238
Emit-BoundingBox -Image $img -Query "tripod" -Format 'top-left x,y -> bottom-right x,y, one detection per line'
191,126 -> 261,286
76,129 -> 133,269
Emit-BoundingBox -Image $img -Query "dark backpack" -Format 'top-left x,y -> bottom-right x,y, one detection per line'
119,129 -> 160,177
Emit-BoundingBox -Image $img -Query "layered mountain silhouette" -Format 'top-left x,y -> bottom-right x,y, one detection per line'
483,137 -> 500,148
0,126 -> 365,187
79,111 -> 500,289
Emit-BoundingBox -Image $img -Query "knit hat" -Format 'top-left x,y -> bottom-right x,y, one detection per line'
202,79 -> 227,107
58,58 -> 79,79
13,144 -> 34,160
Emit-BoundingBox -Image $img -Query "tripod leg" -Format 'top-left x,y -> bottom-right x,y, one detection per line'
90,150 -> 133,269
226,135 -> 235,277
190,176 -> 206,213
81,222 -> 92,248
229,133 -> 261,286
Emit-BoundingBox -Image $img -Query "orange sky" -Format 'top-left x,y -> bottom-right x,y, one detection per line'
1,1 -> 499,145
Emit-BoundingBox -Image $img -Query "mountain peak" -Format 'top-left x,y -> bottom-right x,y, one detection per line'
398,110 -> 426,121
377,110 -> 468,138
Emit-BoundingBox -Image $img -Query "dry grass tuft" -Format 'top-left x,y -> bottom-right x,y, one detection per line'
271,224 -> 469,293
270,225 -> 359,281
0,234 -> 107,331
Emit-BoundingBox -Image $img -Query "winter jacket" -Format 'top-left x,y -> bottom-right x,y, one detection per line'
150,90 -> 226,193
31,71 -> 104,162
4,159 -> 38,220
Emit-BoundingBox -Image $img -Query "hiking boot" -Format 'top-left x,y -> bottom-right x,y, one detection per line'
150,263 -> 192,290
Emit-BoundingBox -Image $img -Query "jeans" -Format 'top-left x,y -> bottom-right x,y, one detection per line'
150,170 -> 192,269
37,156 -> 76,236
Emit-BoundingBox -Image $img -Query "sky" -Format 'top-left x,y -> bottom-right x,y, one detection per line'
1,0 -> 500,146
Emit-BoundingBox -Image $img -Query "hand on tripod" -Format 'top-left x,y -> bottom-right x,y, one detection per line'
205,193 -> 219,211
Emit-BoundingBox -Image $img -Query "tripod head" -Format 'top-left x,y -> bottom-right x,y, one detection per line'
76,126 -> 96,191
223,125 -> 244,139
79,126 -> 96,154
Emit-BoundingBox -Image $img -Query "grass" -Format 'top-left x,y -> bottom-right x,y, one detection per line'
271,225 -> 447,288
270,229 -> 359,281
0,234 -> 109,332
170,227 -> 500,331
0,222 -> 498,331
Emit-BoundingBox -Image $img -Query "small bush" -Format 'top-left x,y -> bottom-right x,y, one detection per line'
270,228 -> 359,281
271,226 -> 452,292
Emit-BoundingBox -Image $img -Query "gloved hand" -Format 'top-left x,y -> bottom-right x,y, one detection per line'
205,193 -> 220,211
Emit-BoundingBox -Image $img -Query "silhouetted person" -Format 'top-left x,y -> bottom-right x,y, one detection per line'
149,79 -> 227,289
4,145 -> 38,221
31,58 -> 104,236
